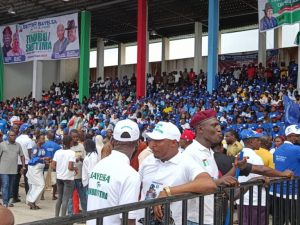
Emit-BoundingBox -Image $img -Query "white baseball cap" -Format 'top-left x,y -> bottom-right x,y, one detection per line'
113,119 -> 140,142
146,122 -> 181,142
285,125 -> 300,136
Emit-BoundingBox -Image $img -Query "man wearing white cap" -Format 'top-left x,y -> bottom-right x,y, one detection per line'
137,121 -> 217,225
273,124 -> 300,224
87,119 -> 141,225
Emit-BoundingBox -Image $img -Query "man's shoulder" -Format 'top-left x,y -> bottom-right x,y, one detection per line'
277,143 -> 300,153
233,141 -> 243,147
184,141 -> 208,155
243,148 -> 264,164
16,134 -> 31,142
139,154 -> 156,167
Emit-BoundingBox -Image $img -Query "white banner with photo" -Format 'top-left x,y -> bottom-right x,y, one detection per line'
0,13 -> 79,64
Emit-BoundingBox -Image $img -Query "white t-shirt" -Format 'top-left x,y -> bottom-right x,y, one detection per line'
237,147 -> 265,206
53,149 -> 76,180
137,152 -> 206,225
16,134 -> 34,165
87,150 -> 140,225
71,143 -> 86,179
174,73 -> 181,83
82,152 -> 99,187
9,116 -> 20,126
183,140 -> 219,224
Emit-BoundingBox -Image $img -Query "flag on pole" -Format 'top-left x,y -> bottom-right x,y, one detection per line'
283,95 -> 300,125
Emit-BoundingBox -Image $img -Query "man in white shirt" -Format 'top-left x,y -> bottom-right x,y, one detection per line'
68,129 -> 86,214
13,123 -> 34,203
184,109 -> 238,225
87,119 -> 141,225
137,122 -> 217,225
174,71 -> 181,83
237,129 -> 265,225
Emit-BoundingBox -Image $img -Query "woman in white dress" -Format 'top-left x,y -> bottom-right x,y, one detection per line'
26,134 -> 49,210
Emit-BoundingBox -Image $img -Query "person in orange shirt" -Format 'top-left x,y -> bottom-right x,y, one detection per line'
130,136 -> 147,171
255,135 -> 275,168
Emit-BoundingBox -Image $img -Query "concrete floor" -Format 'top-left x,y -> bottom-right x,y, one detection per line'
9,187 -> 56,224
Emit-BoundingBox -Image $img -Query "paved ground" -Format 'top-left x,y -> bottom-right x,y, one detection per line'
9,187 -> 56,224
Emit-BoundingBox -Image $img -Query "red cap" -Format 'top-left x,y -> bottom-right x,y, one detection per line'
180,129 -> 195,141
190,109 -> 217,128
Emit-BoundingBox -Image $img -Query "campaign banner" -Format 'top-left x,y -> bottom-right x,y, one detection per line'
258,0 -> 300,32
218,49 -> 279,71
0,13 -> 79,64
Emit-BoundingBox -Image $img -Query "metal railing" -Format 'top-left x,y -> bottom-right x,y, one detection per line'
20,177 -> 300,225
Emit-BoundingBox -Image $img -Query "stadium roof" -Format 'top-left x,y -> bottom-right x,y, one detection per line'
0,0 -> 258,48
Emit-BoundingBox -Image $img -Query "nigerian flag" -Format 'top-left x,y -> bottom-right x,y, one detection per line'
295,31 -> 300,45
0,45 -> 3,101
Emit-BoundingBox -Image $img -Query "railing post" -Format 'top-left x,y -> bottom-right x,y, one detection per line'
214,190 -> 224,225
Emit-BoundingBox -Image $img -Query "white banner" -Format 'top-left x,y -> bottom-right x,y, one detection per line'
1,13 -> 79,64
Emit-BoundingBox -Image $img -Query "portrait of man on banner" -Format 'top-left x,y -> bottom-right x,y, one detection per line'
2,26 -> 12,57
259,2 -> 278,31
6,32 -> 25,57
65,19 -> 78,51
52,23 -> 69,59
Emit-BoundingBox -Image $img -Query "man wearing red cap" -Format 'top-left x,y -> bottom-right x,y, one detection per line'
179,130 -> 195,152
184,109 -> 238,225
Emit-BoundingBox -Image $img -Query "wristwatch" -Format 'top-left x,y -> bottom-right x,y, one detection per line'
163,186 -> 172,196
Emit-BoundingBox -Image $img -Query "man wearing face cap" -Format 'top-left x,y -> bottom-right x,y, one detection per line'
137,121 -> 216,225
86,119 -> 141,225
260,2 -> 278,31
236,129 -> 265,225
272,125 -> 300,224
184,109 -> 238,225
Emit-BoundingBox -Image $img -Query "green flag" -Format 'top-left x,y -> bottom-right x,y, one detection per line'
0,45 -> 4,101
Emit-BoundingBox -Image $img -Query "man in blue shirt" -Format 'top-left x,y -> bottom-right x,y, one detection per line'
41,130 -> 61,200
0,117 -> 7,134
273,124 -> 300,224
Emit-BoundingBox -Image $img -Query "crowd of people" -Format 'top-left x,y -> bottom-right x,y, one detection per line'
0,60 -> 299,225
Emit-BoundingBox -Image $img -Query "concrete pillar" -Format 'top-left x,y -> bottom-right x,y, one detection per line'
161,37 -> 170,74
207,0 -> 219,93
58,60 -> 67,82
32,60 -> 43,101
58,59 -> 79,82
218,31 -> 222,54
194,22 -> 203,74
258,31 -> 267,67
118,43 -> 126,78
96,38 -> 105,80
274,27 -> 282,49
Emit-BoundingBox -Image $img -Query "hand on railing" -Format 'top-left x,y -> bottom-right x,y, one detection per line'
215,176 -> 239,187
281,169 -> 294,179
153,191 -> 168,221
248,176 -> 271,188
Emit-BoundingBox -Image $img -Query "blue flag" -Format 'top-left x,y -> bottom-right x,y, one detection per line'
283,95 -> 300,125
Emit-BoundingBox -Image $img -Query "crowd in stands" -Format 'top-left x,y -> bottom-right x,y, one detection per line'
0,60 -> 299,224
